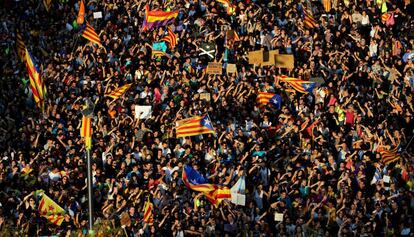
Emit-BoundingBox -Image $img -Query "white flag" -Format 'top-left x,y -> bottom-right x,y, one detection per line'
231,176 -> 246,206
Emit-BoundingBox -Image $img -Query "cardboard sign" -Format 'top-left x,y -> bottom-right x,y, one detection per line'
248,50 -> 263,64
226,64 -> 237,74
199,93 -> 211,102
93,12 -> 103,19
274,212 -> 284,222
274,54 -> 295,69
206,62 -> 222,75
120,212 -> 131,227
383,175 -> 390,183
134,105 -> 152,119
262,50 -> 279,66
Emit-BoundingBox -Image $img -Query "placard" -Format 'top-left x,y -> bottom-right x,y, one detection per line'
262,50 -> 279,66
199,93 -> 211,102
383,175 -> 390,183
206,62 -> 222,75
274,54 -> 295,69
274,212 -> 284,222
93,12 -> 103,19
120,212 -> 131,227
226,64 -> 237,74
134,105 -> 152,119
248,50 -> 263,64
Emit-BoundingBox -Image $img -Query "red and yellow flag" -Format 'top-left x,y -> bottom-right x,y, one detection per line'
162,27 -> 177,48
105,84 -> 132,100
175,115 -> 215,138
77,0 -> 85,25
81,116 -> 92,150
143,197 -> 153,224
25,49 -> 46,110
380,147 -> 400,165
81,23 -> 101,46
16,30 -> 26,62
205,186 -> 231,207
38,194 -> 65,226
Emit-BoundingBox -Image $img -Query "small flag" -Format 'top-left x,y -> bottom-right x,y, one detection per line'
105,84 -> 132,100
16,30 -> 26,62
279,75 -> 316,94
162,27 -> 177,48
152,50 -> 169,58
80,116 -> 92,150
380,147 -> 400,165
381,13 -> 392,24
302,6 -> 317,29
77,0 -> 85,25
230,176 -> 246,206
371,167 -> 383,184
81,23 -> 101,46
38,194 -> 65,226
25,49 -> 46,110
43,0 -> 52,12
175,115 -> 215,138
142,5 -> 179,31
257,92 -> 281,109
322,0 -> 331,12
143,197 -> 153,224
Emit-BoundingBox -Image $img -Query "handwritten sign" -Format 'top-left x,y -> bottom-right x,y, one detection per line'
274,54 -> 295,69
248,50 -> 263,64
206,62 -> 222,75
262,50 -> 279,66
226,64 -> 237,74
199,93 -> 211,102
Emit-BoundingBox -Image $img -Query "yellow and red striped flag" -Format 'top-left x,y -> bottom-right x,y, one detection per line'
16,30 -> 26,62
152,50 -> 169,58
80,116 -> 92,150
322,0 -> 331,12
279,75 -> 316,94
105,84 -> 132,100
381,13 -> 392,24
162,27 -> 177,48
38,194 -> 65,226
143,197 -> 154,224
77,0 -> 85,25
216,0 -> 236,15
43,0 -> 52,11
176,115 -> 215,138
25,49 -> 46,110
81,23 -> 101,46
303,6 -> 317,29
205,186 -> 231,207
380,147 -> 400,165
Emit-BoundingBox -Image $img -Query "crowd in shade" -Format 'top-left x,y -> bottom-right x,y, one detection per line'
1,0 -> 414,236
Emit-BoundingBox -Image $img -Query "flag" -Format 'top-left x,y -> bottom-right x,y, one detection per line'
105,84 -> 132,100
152,41 -> 167,52
80,116 -> 92,150
16,30 -> 26,62
81,23 -> 101,46
322,0 -> 331,12
77,0 -> 85,25
302,6 -> 317,29
38,194 -> 65,226
163,27 -> 177,48
380,147 -> 400,165
257,92 -> 282,109
230,176 -> 246,206
182,165 -> 231,207
142,5 -> 179,31
279,75 -> 316,94
25,49 -> 46,110
143,197 -> 153,224
305,120 -> 318,137
43,0 -> 52,12
216,0 -> 236,15
371,167 -> 383,184
175,114 -> 215,138
381,13 -> 392,24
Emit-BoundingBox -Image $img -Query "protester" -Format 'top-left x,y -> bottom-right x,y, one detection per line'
0,0 -> 414,236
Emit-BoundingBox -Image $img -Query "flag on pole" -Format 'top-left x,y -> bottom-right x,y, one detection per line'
81,23 -> 101,46
302,6 -> 317,29
175,115 -> 215,138
279,75 -> 316,94
43,0 -> 52,12
105,84 -> 132,100
16,30 -> 26,62
257,92 -> 282,109
25,49 -> 46,110
162,27 -> 177,48
38,194 -> 65,226
142,5 -> 179,31
143,197 -> 154,224
77,0 -> 85,25
80,116 -> 92,150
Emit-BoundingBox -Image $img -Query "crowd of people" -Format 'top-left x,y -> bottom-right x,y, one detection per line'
1,0 -> 414,236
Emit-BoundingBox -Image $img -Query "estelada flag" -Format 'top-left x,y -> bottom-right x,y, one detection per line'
143,197 -> 153,224
105,83 -> 132,100
175,115 -> 215,138
38,194 -> 65,226
163,27 -> 177,48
